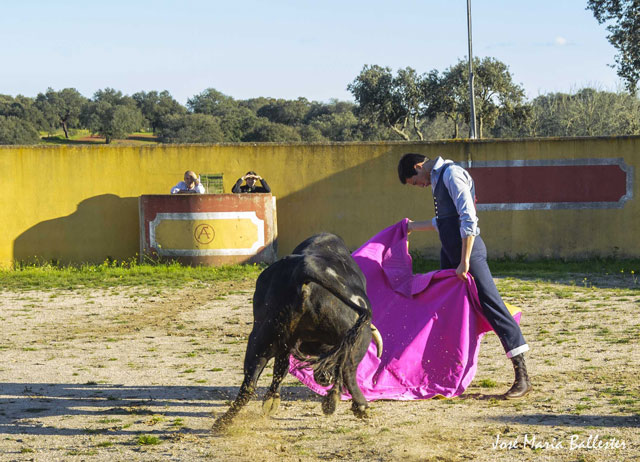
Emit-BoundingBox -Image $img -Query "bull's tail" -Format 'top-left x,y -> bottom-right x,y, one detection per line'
294,257 -> 372,392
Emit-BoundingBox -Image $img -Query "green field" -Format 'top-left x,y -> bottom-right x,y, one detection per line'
4,258 -> 639,291
39,129 -> 158,146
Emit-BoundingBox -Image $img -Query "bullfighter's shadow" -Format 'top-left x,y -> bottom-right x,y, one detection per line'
0,382 -> 318,436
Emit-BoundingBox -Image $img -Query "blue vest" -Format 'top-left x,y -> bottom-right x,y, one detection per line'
433,162 -> 477,265
433,163 -> 476,219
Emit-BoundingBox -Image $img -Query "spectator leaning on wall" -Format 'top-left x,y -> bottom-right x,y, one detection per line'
171,170 -> 205,194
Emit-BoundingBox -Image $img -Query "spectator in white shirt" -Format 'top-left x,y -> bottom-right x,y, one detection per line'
171,170 -> 205,194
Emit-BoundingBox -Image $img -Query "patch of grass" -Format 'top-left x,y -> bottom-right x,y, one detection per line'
598,387 -> 633,398
126,407 -> 154,415
609,398 -> 637,405
412,254 -> 640,280
136,434 -> 162,445
0,260 -> 264,290
331,426 -> 353,434
97,418 -> 121,424
574,404 -> 591,412
67,449 -> 98,456
553,289 -> 575,299
96,441 -> 113,448
478,379 -> 498,388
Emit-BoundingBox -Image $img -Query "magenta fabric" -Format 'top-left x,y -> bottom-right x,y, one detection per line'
289,219 -> 521,400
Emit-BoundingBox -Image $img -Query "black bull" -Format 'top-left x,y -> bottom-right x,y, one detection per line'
213,233 -> 383,430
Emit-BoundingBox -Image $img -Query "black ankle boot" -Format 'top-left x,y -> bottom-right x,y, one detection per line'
504,353 -> 532,399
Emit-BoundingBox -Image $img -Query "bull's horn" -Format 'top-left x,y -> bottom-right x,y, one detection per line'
371,323 -> 383,358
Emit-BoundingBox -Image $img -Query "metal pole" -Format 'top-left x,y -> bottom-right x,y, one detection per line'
467,0 -> 477,139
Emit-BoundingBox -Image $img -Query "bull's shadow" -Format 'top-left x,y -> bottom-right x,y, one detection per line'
0,382 -> 317,436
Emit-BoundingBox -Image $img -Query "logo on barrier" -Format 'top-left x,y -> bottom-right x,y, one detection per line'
194,224 -> 215,244
149,211 -> 265,256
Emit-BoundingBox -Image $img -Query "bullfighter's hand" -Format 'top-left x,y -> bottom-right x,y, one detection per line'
456,261 -> 469,281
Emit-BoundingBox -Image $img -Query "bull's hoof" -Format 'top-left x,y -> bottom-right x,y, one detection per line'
321,391 -> 340,415
262,394 -> 281,416
351,403 -> 368,419
212,416 -> 230,434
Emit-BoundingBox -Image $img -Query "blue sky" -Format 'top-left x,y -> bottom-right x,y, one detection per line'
0,0 -> 621,104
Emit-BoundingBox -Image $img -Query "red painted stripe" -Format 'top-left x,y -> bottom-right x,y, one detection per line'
468,165 -> 627,204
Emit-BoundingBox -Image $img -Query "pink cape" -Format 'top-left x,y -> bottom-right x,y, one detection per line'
289,219 -> 521,400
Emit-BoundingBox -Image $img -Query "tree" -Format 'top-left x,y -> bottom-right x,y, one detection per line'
306,100 -> 361,141
473,57 -> 526,138
80,88 -> 144,144
187,88 -> 238,116
217,106 -> 259,142
242,120 -> 302,142
0,94 -> 47,131
239,97 -> 273,113
422,69 -> 467,138
187,89 -> 261,141
587,0 -> 640,94
257,98 -> 311,126
490,104 -> 532,138
132,90 -> 186,133
156,114 -> 225,143
529,88 -> 640,137
419,114 -> 466,140
435,57 -> 526,138
348,65 -> 426,140
298,125 -> 327,142
0,116 -> 40,145
35,88 -> 87,138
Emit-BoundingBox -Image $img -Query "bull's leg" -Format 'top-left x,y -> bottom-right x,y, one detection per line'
343,327 -> 371,419
321,385 -> 341,415
342,366 -> 368,419
262,352 -> 289,416
212,328 -> 275,432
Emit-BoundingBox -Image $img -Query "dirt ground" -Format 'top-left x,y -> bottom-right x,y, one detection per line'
0,275 -> 638,462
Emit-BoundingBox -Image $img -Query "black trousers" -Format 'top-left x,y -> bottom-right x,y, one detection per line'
438,218 -> 527,356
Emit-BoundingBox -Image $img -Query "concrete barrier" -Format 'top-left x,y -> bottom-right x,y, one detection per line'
139,193 -> 277,265
2,136 -> 638,266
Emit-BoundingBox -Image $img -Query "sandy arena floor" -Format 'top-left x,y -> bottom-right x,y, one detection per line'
0,276 -> 638,461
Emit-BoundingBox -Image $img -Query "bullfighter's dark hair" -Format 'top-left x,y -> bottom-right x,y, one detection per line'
397,153 -> 428,184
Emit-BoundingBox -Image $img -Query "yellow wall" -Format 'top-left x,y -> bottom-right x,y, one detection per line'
1,137 -> 638,267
